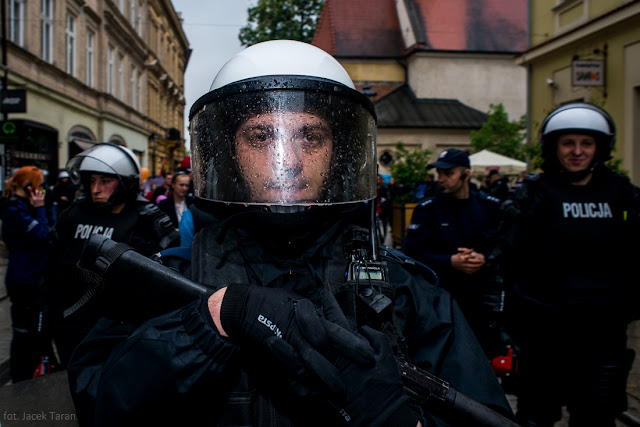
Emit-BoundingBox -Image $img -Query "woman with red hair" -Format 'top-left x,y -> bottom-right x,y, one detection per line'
1,166 -> 51,382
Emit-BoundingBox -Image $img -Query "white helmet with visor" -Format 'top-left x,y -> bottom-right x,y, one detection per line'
67,143 -> 141,206
189,40 -> 377,208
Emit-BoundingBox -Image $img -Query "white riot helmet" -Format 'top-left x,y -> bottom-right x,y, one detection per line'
539,102 -> 615,178
189,40 -> 377,209
67,142 -> 141,206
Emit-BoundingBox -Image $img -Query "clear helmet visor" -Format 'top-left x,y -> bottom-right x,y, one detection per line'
66,143 -> 140,189
67,154 -> 121,185
189,77 -> 377,205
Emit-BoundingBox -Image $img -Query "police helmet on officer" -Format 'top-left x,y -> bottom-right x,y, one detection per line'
67,143 -> 141,208
539,102 -> 615,179
189,40 -> 377,217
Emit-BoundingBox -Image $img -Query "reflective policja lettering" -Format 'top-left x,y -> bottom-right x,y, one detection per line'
74,224 -> 115,239
562,202 -> 612,219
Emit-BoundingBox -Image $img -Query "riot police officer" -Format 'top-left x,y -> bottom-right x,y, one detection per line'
493,102 -> 640,426
48,143 -> 179,367
67,41 -> 512,426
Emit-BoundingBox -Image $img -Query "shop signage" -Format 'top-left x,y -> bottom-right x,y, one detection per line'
572,60 -> 604,86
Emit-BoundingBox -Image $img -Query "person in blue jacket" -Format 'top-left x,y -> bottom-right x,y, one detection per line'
178,203 -> 216,247
1,166 -> 51,382
403,149 -> 509,359
67,41 -> 513,426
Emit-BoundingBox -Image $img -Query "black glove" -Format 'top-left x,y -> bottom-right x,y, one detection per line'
220,284 -> 375,397
297,291 -> 418,426
336,326 -> 419,426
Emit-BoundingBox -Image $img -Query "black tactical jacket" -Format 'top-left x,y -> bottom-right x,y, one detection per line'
68,214 -> 512,426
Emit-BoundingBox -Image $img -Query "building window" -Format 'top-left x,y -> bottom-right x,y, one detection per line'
86,31 -> 95,88
107,45 -> 115,95
118,54 -> 124,101
553,0 -> 587,34
137,1 -> 143,37
137,72 -> 143,111
130,66 -> 137,108
130,0 -> 136,28
66,14 -> 76,76
9,0 -> 25,47
41,0 -> 54,62
118,0 -> 124,13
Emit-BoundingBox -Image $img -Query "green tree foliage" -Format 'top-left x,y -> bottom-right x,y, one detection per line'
470,103 -> 527,162
239,0 -> 325,46
388,142 -> 432,203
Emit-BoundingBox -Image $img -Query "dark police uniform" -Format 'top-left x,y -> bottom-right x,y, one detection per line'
403,190 -> 503,357
67,215 -> 513,426
48,195 -> 179,366
494,169 -> 640,425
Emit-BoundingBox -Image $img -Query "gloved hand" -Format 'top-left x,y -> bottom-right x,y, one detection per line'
295,290 -> 419,426
335,326 -> 419,426
220,284 -> 375,397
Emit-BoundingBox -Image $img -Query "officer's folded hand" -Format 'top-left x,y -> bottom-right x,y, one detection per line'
217,284 -> 375,397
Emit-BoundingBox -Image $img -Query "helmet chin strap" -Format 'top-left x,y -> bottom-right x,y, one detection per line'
559,160 -> 599,183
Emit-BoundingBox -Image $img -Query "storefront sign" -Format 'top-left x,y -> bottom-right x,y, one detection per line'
572,60 -> 604,86
0,90 -> 27,113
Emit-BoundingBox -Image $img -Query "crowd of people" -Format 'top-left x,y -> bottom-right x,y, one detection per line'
1,144 -> 193,381
0,39 -> 638,427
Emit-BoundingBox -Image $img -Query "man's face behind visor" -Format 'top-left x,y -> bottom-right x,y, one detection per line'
235,112 -> 333,203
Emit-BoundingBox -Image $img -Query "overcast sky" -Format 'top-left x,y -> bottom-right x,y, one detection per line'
170,0 -> 250,150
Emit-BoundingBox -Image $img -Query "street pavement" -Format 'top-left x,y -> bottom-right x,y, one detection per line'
0,239 -> 639,425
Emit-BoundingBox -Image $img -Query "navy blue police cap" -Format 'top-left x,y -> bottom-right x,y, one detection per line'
428,149 -> 470,169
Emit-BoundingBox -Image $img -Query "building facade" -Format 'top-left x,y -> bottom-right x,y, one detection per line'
0,0 -> 189,188
518,0 -> 640,184
313,0 -> 528,176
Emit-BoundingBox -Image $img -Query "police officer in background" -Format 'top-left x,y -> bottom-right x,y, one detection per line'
492,102 -> 640,426
403,149 -> 508,359
482,170 -> 510,202
48,143 -> 179,367
51,169 -> 78,222
67,40 -> 512,426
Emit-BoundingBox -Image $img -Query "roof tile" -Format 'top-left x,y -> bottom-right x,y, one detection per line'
313,0 -> 527,56
313,0 -> 404,57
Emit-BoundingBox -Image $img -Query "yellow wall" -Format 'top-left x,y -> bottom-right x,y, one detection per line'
531,0 -> 626,47
525,1 -> 640,183
340,60 -> 405,83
